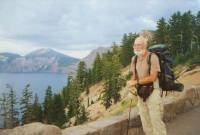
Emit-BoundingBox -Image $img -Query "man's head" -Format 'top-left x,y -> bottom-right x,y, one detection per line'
133,36 -> 148,56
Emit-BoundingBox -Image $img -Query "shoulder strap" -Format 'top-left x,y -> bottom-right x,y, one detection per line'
134,56 -> 138,81
147,52 -> 152,75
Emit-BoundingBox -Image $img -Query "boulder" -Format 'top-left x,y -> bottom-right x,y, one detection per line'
0,122 -> 61,135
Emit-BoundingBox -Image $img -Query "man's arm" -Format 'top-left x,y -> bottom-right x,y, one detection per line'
127,56 -> 137,93
138,71 -> 158,84
130,56 -> 136,80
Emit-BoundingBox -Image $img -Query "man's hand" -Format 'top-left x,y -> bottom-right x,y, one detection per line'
127,80 -> 137,88
127,80 -> 137,94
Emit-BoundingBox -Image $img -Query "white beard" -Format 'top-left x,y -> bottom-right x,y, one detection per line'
134,49 -> 145,56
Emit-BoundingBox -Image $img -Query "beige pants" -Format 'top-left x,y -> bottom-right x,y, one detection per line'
137,88 -> 167,135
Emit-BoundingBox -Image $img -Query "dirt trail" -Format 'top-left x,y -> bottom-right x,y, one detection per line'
167,105 -> 200,135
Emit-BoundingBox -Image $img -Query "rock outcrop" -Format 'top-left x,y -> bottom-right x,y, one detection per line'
0,122 -> 61,135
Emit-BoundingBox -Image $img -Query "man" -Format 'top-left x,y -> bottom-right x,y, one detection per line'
127,36 -> 167,135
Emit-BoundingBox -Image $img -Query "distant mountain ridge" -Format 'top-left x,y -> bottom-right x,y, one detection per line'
0,48 -> 79,73
0,47 -> 111,74
66,47 -> 111,75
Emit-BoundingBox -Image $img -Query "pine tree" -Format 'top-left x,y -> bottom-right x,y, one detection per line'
110,55 -> 123,103
75,105 -> 88,125
101,55 -> 113,108
7,84 -> 19,128
92,53 -> 103,83
154,17 -> 169,44
43,86 -> 53,123
20,84 -> 33,125
181,11 -> 195,53
61,85 -> 70,107
88,68 -> 93,85
101,50 -> 123,109
67,79 -> 82,116
66,79 -> 87,125
31,94 -> 43,122
0,93 -> 10,128
51,94 -> 66,128
76,61 -> 87,91
61,75 -> 74,107
120,33 -> 137,66
194,11 -> 200,52
85,70 -> 90,95
168,11 -> 183,56
151,10 -> 200,63
102,79 -> 112,109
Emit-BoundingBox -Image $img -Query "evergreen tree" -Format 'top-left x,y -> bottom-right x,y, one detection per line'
181,11 -> 195,53
61,85 -> 70,107
154,10 -> 200,63
67,79 -> 82,119
20,84 -> 33,125
102,79 -> 112,109
194,11 -> 200,52
120,33 -> 137,66
51,94 -> 66,128
7,84 -> 19,128
110,55 -> 123,103
168,11 -> 183,56
102,49 -> 123,109
43,86 -> 53,123
154,17 -> 169,44
76,61 -> 87,91
85,70 -> 90,95
87,68 -> 93,86
61,75 -> 74,107
92,53 -> 103,83
0,93 -> 10,128
75,105 -> 88,125
31,94 -> 43,122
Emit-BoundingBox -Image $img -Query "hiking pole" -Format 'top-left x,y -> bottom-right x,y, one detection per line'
126,89 -> 137,135
126,98 -> 132,135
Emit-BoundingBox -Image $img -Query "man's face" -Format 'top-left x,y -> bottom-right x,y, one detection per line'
133,39 -> 145,52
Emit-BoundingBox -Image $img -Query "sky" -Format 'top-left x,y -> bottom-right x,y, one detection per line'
0,0 -> 199,58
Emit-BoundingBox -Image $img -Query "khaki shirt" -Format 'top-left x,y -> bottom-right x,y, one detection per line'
130,52 -> 161,88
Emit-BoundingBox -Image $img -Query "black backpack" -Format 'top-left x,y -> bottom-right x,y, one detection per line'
148,44 -> 184,95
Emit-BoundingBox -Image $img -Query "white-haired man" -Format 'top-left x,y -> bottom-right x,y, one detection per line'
127,36 -> 167,135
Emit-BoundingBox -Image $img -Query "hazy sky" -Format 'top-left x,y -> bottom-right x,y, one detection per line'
0,0 -> 199,58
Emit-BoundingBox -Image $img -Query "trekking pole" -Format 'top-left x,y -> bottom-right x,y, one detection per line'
126,85 -> 137,135
126,98 -> 132,135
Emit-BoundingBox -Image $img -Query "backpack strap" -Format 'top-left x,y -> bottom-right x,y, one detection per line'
147,52 -> 152,75
148,52 -> 164,97
134,56 -> 139,81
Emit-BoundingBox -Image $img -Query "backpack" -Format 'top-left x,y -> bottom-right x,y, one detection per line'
134,44 -> 184,96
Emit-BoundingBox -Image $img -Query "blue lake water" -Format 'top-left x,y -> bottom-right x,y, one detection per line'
0,73 -> 68,128
0,73 -> 68,103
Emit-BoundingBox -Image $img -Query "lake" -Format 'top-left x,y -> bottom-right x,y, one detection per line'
0,73 -> 68,103
0,73 -> 68,128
